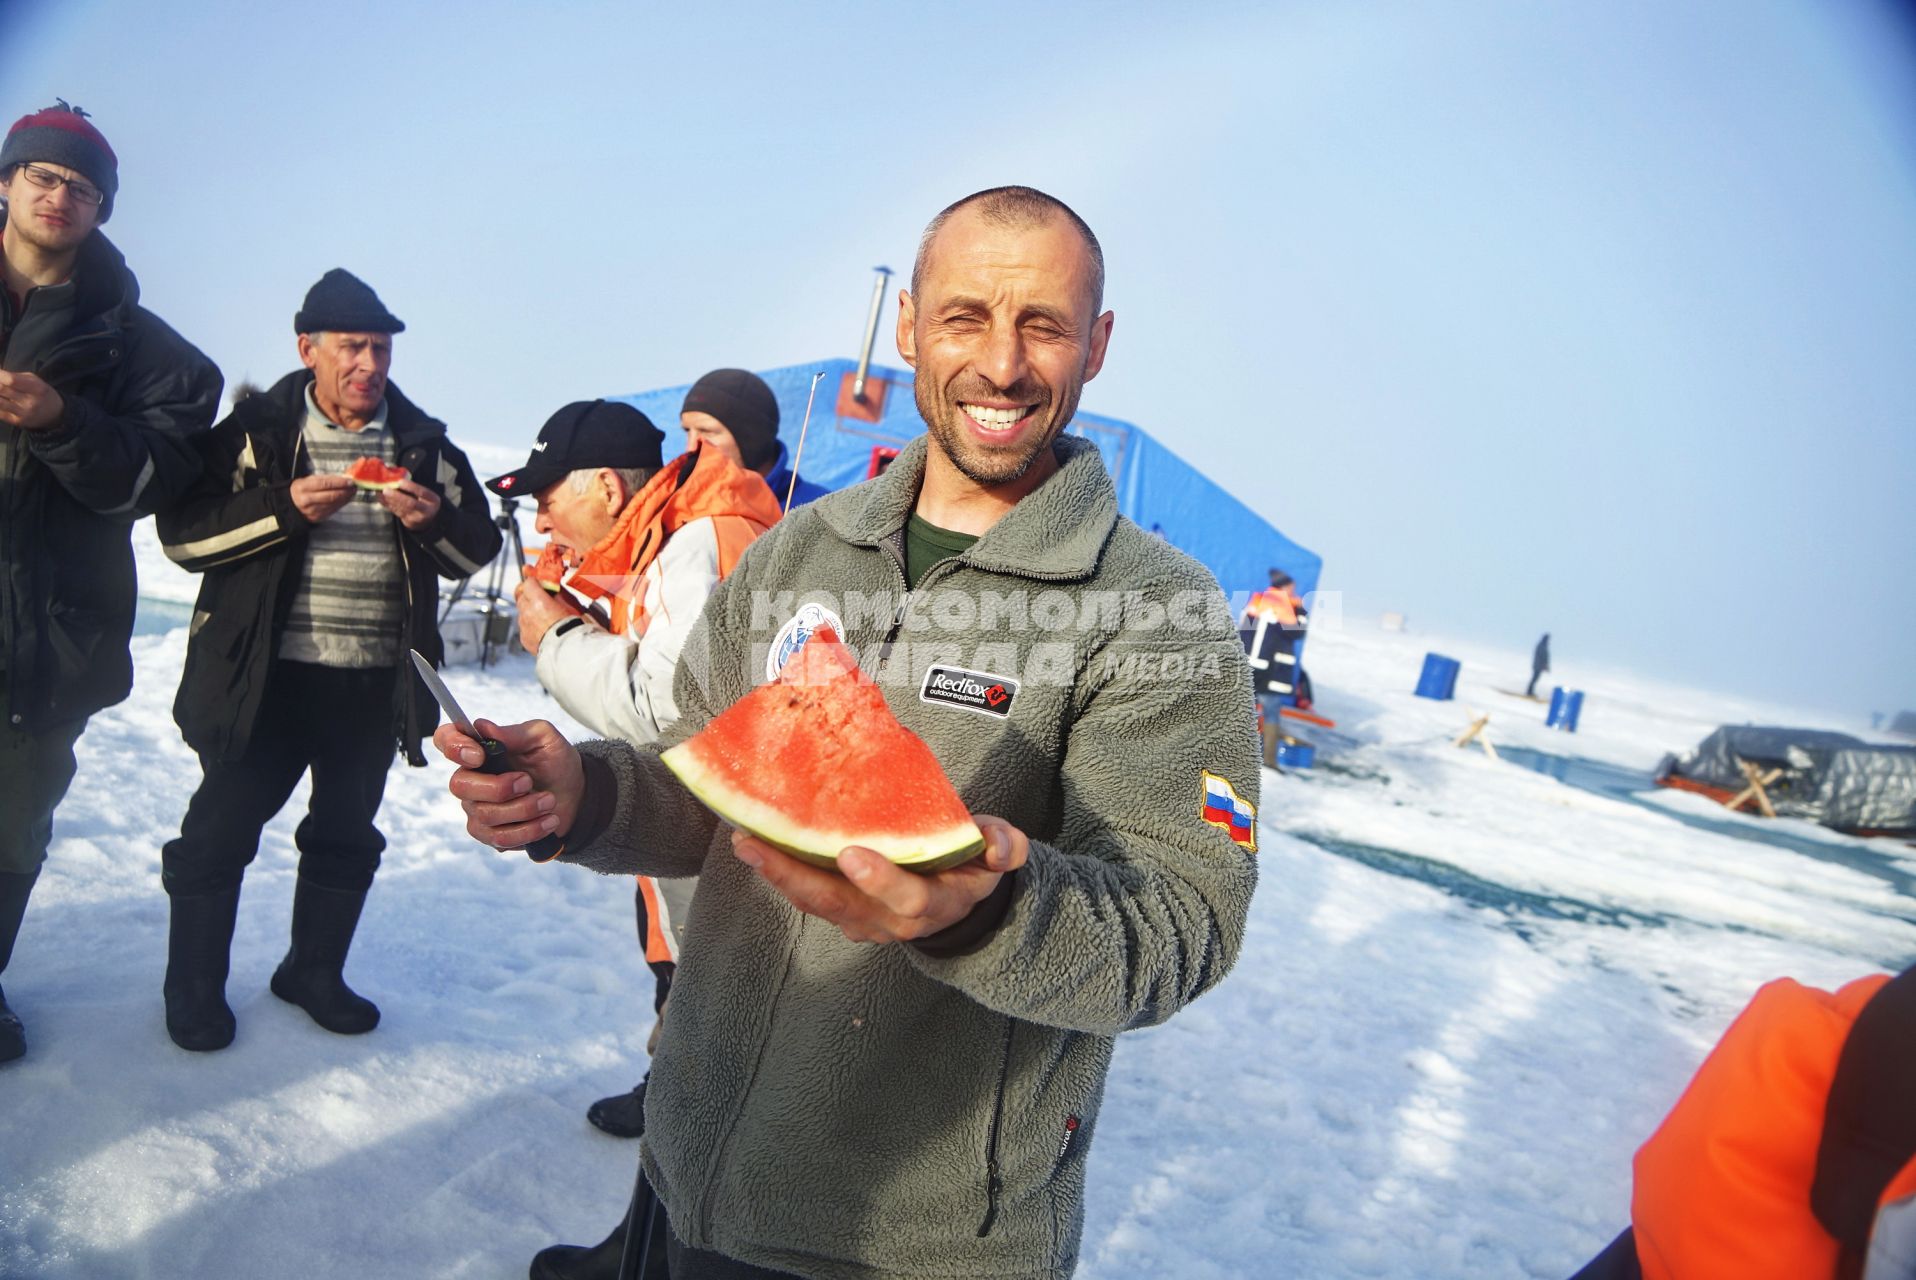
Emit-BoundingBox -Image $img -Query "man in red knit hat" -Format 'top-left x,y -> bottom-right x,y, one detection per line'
0,100 -> 223,1064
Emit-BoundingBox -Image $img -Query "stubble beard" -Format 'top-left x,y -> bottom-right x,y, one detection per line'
4,199 -> 92,258
918,373 -> 1086,488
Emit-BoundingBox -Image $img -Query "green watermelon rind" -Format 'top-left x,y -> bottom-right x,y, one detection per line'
661,742 -> 987,875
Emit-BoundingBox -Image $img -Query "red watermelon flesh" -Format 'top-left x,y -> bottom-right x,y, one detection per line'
660,626 -> 986,873
344,456 -> 410,490
526,543 -> 570,594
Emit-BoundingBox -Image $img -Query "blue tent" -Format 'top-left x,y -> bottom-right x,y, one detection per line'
615,357 -> 1320,612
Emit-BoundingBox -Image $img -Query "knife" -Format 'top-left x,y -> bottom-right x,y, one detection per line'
409,649 -> 565,862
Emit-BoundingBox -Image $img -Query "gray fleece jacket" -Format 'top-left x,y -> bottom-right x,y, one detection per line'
561,433 -> 1260,1278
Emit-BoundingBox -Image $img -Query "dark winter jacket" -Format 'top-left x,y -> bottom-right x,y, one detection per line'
157,370 -> 500,764
561,433 -> 1261,1278
764,440 -> 829,511
0,230 -> 222,731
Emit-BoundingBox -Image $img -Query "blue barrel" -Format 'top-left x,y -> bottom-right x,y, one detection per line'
1415,653 -> 1460,700
1548,688 -> 1584,732
1276,739 -> 1316,769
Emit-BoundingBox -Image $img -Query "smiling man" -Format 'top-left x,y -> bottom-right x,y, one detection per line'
154,269 -> 500,1054
0,101 -> 222,1065
440,187 -> 1260,1279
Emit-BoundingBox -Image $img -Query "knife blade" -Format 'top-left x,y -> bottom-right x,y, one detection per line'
409,649 -> 564,862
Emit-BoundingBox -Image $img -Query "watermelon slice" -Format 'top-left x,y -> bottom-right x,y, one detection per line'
525,543 -> 571,594
661,626 -> 986,873
344,457 -> 410,491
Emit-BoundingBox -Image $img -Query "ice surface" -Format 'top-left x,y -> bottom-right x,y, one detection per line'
6,535 -> 1910,1278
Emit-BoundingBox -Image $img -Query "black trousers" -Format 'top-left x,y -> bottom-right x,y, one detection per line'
163,661 -> 394,898
665,1220 -> 801,1279
0,711 -> 85,877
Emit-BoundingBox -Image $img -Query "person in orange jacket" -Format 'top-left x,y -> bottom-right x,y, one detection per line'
490,395 -> 784,1280
1241,569 -> 1310,764
1570,963 -> 1915,1280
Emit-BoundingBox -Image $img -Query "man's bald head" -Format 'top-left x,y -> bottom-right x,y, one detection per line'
911,186 -> 1104,317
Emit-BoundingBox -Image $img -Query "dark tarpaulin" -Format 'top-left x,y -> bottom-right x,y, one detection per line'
1656,726 -> 1916,835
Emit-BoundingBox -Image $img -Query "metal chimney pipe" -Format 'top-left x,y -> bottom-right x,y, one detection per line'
852,265 -> 893,403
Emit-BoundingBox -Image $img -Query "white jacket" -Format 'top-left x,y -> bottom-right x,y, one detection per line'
534,516 -> 728,746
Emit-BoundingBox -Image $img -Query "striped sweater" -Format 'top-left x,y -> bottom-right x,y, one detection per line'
278,388 -> 405,667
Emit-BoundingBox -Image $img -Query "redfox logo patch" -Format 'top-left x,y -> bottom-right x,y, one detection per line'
920,665 -> 1019,719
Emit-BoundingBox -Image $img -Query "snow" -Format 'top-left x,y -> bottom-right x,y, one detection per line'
6,531 -> 1912,1279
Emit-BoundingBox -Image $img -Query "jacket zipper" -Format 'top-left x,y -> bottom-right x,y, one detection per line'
1,309 -> 121,727
873,530 -> 912,671
873,527 -> 969,673
394,440 -> 433,754
978,1017 -> 1016,1236
1,433 -> 20,725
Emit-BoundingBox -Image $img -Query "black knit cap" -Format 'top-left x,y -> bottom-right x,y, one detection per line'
294,268 -> 406,335
682,368 -> 781,472
1,100 -> 119,222
487,400 -> 665,497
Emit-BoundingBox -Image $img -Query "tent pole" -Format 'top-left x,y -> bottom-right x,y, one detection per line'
852,265 -> 893,403
785,370 -> 826,513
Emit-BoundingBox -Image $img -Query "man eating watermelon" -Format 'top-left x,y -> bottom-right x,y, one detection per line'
486,393 -> 785,1274
439,187 -> 1261,1280
157,270 -> 502,1054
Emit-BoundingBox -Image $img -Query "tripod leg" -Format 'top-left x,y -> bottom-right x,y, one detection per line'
479,499 -> 527,668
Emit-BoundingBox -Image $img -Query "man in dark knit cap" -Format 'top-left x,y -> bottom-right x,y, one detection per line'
680,367 -> 827,509
153,269 -> 500,1053
0,100 -> 222,1065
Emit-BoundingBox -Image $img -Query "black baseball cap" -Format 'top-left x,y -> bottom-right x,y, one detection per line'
487,399 -> 665,497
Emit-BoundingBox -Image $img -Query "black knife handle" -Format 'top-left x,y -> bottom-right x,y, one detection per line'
478,738 -> 566,862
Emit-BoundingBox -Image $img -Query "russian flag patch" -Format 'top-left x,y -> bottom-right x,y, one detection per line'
1200,771 -> 1257,851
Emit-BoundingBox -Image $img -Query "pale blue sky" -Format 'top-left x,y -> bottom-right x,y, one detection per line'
5,0 -> 1912,718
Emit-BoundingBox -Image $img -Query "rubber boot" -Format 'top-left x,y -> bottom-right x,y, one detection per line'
164,886 -> 242,1052
0,869 -> 37,1063
1260,717 -> 1281,770
529,1189 -> 666,1280
586,1075 -> 647,1139
270,879 -> 379,1034
528,1208 -> 629,1280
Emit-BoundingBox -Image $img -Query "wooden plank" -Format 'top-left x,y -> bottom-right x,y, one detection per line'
1726,757 -> 1782,819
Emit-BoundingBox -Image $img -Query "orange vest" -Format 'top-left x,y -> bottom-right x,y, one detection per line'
569,447 -> 784,965
571,446 -> 784,638
1632,974 -> 1915,1280
1244,586 -> 1300,627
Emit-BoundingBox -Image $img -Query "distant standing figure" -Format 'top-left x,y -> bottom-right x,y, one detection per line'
1526,632 -> 1551,698
1242,568 -> 1309,766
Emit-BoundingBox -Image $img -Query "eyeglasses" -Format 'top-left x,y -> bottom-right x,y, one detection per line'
13,163 -> 105,208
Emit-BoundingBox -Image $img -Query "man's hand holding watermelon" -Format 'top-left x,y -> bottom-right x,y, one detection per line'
433,718 -> 1028,943
728,819 -> 1027,944
289,474 -> 356,523
288,472 -> 439,530
511,573 -> 581,654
